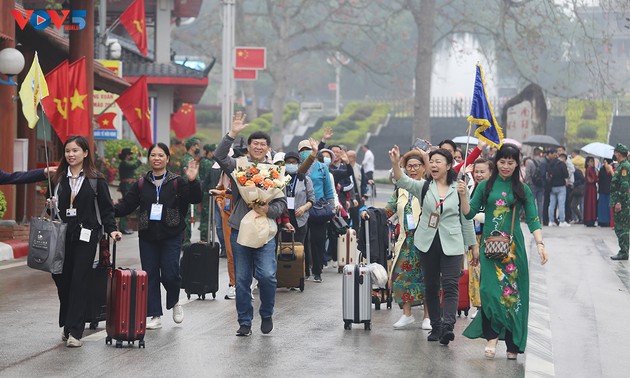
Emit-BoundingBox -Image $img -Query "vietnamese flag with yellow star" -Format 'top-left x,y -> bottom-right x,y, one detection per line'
41,59 -> 69,142
170,103 -> 196,139
116,76 -> 152,149
67,57 -> 89,137
120,0 -> 148,56
96,112 -> 117,130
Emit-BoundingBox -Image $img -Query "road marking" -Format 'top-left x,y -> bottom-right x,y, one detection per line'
0,260 -> 27,271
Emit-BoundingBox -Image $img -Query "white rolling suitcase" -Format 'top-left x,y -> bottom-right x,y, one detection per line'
342,220 -> 371,330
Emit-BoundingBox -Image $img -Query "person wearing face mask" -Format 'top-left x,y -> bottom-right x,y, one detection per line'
279,152 -> 315,249
296,140 -> 335,283
181,138 -> 201,247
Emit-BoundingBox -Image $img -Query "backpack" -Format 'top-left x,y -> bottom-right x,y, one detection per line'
531,159 -> 545,188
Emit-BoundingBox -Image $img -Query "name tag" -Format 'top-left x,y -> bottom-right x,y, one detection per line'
150,203 -> 163,220
428,212 -> 440,229
406,213 -> 416,230
66,208 -> 77,217
79,228 -> 92,242
287,197 -> 295,210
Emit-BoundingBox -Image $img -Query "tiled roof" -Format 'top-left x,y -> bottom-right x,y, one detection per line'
124,61 -> 207,79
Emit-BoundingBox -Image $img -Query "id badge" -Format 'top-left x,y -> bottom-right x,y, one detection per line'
150,203 -> 163,220
79,228 -> 92,242
287,197 -> 295,210
66,208 -> 77,217
406,213 -> 416,230
428,212 -> 440,229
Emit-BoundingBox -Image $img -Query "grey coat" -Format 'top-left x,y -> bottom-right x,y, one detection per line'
286,173 -> 316,228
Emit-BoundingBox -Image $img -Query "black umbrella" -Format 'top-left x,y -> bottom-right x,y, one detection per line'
522,135 -> 561,148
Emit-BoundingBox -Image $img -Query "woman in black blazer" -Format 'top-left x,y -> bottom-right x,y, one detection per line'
50,136 -> 122,348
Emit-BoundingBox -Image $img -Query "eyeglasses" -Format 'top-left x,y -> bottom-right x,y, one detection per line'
250,141 -> 268,148
405,164 -> 423,171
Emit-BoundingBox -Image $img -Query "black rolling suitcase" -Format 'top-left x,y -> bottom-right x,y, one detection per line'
181,194 -> 220,299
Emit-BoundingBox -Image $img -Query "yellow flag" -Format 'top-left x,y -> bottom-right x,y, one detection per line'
19,52 -> 49,129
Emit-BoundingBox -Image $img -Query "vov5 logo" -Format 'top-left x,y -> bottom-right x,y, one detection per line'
11,10 -> 87,31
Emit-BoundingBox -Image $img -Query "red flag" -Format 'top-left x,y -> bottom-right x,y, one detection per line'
119,0 -> 148,56
234,69 -> 258,81
96,112 -> 117,130
41,60 -> 69,142
68,57 -> 89,137
116,76 -> 152,149
170,103 -> 196,139
234,47 -> 266,70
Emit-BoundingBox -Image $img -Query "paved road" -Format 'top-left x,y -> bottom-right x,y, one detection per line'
1,184 -> 629,377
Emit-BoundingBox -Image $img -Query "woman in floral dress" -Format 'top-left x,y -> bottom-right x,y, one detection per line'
363,150 -> 430,330
458,144 -> 548,360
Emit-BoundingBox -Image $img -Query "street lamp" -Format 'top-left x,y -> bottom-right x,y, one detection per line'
327,51 -> 350,116
0,47 -> 25,86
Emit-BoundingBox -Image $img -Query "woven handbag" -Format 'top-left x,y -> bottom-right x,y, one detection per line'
482,206 -> 516,260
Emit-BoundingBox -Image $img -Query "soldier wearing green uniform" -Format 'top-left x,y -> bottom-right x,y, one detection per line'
610,143 -> 630,261
118,148 -> 142,234
181,138 -> 201,247
199,144 -> 220,242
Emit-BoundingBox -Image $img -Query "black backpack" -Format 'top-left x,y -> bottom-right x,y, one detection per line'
531,159 -> 545,188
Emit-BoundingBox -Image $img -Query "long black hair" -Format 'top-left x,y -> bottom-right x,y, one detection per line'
482,143 -> 526,205
424,148 -> 457,185
52,135 -> 103,185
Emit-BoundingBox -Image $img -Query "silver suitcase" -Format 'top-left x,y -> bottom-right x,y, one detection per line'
342,219 -> 372,330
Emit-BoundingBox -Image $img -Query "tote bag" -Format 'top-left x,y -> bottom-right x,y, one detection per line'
27,207 -> 67,274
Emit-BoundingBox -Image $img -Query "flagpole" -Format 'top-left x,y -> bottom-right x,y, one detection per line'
461,122 -> 473,180
93,98 -> 118,122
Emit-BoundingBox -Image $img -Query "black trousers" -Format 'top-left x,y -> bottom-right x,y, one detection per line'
420,232 -> 462,330
52,234 -> 99,340
308,219 -> 328,276
481,309 -> 519,353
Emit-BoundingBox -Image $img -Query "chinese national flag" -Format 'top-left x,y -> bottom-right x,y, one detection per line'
96,112 -> 117,130
41,60 -> 69,142
234,47 -> 266,70
116,76 -> 152,149
170,103 -> 196,139
119,0 -> 148,56
67,57 -> 89,137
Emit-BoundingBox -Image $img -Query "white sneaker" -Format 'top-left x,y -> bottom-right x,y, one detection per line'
332,261 -> 338,269
251,278 -> 258,292
173,303 -> 184,324
225,286 -> 236,300
548,223 -> 557,227
66,335 -> 83,348
421,318 -> 432,330
146,316 -> 162,329
559,221 -> 571,227
469,311 -> 477,319
393,314 -> 415,329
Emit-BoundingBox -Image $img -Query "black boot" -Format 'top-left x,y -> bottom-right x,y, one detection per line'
427,323 -> 442,342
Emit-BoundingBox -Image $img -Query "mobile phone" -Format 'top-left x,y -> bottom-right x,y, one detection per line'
413,138 -> 430,152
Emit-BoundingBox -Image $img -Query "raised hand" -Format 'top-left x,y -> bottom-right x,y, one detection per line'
185,159 -> 199,181
308,138 -> 319,153
230,111 -> 248,136
456,179 -> 468,195
388,145 -> 400,164
323,127 -> 333,141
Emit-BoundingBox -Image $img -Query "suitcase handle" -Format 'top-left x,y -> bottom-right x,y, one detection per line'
209,193 -> 216,244
111,234 -> 120,270
278,229 -> 296,258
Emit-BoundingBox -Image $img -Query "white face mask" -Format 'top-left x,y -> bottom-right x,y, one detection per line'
285,163 -> 298,174
323,157 -> 331,166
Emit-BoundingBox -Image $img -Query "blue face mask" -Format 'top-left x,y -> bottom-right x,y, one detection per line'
299,150 -> 311,161
323,157 -> 331,166
285,163 -> 298,174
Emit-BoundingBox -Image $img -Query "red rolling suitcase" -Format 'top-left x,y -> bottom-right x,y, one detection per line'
457,270 -> 470,317
106,239 -> 148,348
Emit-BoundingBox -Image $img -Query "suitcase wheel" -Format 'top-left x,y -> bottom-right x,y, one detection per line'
457,310 -> 461,317
187,293 -> 191,300
364,322 -> 371,331
212,292 -> 216,299
464,308 -> 469,316
344,321 -> 352,330
116,340 -> 123,348
89,321 -> 98,330
139,340 -> 145,348
199,294 -> 205,300
299,278 -> 305,292
106,336 -> 112,345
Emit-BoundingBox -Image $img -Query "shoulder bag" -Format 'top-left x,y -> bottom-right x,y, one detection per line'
482,205 -> 516,260
27,205 -> 67,274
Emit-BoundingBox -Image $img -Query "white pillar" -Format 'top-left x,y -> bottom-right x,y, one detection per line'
155,0 -> 172,64
221,0 -> 235,136
155,86 -> 173,145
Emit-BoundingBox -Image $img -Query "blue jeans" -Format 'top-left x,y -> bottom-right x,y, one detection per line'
215,203 -> 226,254
139,235 -> 183,317
230,229 -> 277,327
532,185 -> 545,223
549,186 -> 567,223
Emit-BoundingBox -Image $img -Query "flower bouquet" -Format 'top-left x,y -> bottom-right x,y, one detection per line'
232,157 -> 291,248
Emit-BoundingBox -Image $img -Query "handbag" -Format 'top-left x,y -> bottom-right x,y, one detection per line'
308,198 -> 334,222
27,206 -> 67,274
331,214 -> 349,235
482,205 -> 516,260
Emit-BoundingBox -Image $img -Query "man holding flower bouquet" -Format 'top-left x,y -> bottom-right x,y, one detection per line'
215,111 -> 288,337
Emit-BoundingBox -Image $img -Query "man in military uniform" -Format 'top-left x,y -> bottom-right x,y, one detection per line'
610,143 -> 630,260
181,138 -> 201,247
199,144 -> 221,242
118,148 -> 142,234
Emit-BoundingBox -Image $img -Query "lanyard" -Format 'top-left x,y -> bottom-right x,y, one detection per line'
289,175 -> 298,196
68,174 -> 83,208
408,193 -> 413,206
152,172 -> 166,203
435,197 -> 447,211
